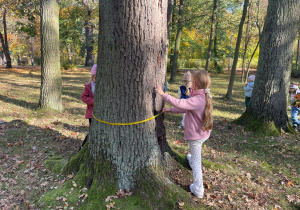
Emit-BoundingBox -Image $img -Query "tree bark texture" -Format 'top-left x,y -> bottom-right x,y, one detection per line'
205,0 -> 218,71
296,32 -> 300,77
90,0 -> 168,190
0,9 -> 12,68
169,0 -> 183,83
84,9 -> 95,66
39,0 -> 63,112
247,0 -> 300,129
225,0 -> 249,99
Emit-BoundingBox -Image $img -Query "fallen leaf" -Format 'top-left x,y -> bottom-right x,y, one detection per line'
178,202 -> 184,206
105,195 -> 118,202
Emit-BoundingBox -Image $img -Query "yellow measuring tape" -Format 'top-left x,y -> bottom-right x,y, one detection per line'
92,111 -> 163,125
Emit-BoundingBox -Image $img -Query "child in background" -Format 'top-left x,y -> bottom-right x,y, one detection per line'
177,71 -> 192,129
79,64 -> 97,150
155,70 -> 213,198
243,75 -> 255,110
289,82 -> 300,131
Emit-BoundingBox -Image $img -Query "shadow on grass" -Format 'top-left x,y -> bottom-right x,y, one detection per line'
0,94 -> 38,109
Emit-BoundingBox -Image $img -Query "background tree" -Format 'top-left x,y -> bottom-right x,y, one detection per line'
169,0 -> 184,83
0,8 -> 12,68
225,0 -> 249,99
204,0 -> 218,71
236,0 -> 300,135
82,0 -> 97,66
39,0 -> 63,112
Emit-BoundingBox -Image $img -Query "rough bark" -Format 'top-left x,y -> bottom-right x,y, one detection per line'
241,6 -> 251,82
296,31 -> 300,77
88,0 -> 168,190
205,0 -> 218,71
39,0 -> 63,112
169,0 -> 183,83
236,0 -> 300,134
225,0 -> 249,99
0,9 -> 12,68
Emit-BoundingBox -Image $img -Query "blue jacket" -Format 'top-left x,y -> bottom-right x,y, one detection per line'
244,82 -> 254,97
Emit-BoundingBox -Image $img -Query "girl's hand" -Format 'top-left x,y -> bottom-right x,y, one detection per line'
155,82 -> 164,96
163,107 -> 171,112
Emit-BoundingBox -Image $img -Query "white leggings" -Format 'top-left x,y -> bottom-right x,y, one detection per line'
188,138 -> 208,194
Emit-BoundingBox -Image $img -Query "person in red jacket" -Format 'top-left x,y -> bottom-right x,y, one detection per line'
82,64 -> 97,125
79,64 -> 97,150
155,70 -> 213,199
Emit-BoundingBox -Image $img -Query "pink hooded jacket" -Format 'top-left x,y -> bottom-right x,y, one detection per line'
162,89 -> 211,140
81,82 -> 94,119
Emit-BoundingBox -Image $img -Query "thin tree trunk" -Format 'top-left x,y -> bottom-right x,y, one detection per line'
169,0 -> 183,83
213,22 -> 218,69
242,5 -> 251,82
67,45 -> 72,64
246,38 -> 260,80
39,0 -> 63,112
0,9 -> 12,68
30,37 -> 34,66
225,0 -> 249,99
205,0 -> 218,71
238,0 -> 300,133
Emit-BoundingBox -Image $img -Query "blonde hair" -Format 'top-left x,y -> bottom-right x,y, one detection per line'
193,70 -> 213,131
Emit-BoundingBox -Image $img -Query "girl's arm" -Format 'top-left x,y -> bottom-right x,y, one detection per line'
155,84 -> 203,111
244,84 -> 252,92
81,87 -> 94,105
162,93 -> 203,111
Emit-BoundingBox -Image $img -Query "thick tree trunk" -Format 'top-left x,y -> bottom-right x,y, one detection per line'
169,0 -> 183,83
88,0 -> 168,190
225,0 -> 249,99
205,0 -> 218,71
39,0 -> 63,112
237,0 -> 300,134
84,10 -> 95,66
0,10 -> 12,68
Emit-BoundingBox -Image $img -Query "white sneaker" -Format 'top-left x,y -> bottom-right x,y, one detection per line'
190,184 -> 204,198
187,154 -> 191,164
178,125 -> 184,129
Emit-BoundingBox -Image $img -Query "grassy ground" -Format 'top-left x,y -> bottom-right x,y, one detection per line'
0,66 -> 299,209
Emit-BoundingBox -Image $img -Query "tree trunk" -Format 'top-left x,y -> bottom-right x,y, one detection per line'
245,38 -> 260,80
39,0 -> 63,112
87,0 -> 168,190
0,9 -> 12,68
30,37 -> 34,66
169,0 -> 183,83
84,9 -> 95,66
225,0 -> 249,99
296,31 -> 300,77
241,6 -> 251,82
205,0 -> 218,71
236,0 -> 300,134
213,22 -> 218,69
67,45 -> 72,64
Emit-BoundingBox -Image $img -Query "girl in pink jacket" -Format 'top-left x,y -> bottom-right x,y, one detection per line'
155,70 -> 213,198
79,64 -> 97,151
81,64 -> 97,125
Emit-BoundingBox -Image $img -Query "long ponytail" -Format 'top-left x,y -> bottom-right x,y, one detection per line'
193,70 -> 213,131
